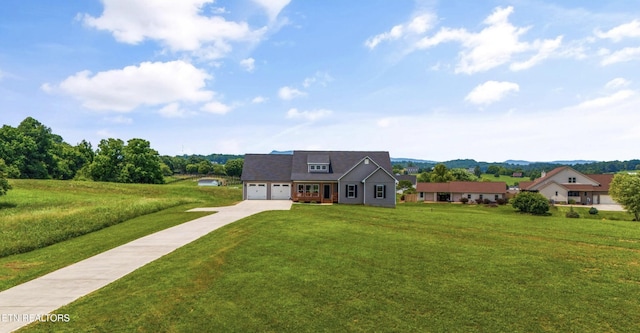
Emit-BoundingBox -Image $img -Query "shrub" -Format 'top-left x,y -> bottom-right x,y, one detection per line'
566,207 -> 580,218
483,198 -> 491,205
568,199 -> 576,205
589,207 -> 599,215
511,191 -> 550,215
459,197 -> 469,204
496,198 -> 507,205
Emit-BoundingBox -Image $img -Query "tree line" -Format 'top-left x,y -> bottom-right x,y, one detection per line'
394,159 -> 640,179
0,117 -> 244,194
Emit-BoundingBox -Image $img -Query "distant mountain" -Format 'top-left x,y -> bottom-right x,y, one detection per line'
391,157 -> 438,163
504,159 -> 597,166
549,160 -> 597,165
503,160 -> 531,165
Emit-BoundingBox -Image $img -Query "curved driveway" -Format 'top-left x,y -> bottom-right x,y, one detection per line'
0,200 -> 291,333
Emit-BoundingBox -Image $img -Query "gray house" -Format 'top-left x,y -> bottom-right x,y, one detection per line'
241,151 -> 397,208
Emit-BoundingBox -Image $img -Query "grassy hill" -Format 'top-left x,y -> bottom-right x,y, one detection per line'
23,203 -> 640,333
0,179 -> 242,291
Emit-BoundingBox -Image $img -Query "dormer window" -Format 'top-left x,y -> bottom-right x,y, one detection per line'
308,164 -> 329,173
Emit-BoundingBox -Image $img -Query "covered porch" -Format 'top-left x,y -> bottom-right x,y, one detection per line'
292,182 -> 338,203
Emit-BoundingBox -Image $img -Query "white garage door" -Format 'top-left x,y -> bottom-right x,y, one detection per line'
599,195 -> 616,204
271,183 -> 291,200
247,183 -> 267,200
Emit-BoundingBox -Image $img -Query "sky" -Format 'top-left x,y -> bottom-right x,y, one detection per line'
1,0 -> 639,162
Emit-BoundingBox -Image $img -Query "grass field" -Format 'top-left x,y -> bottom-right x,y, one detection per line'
22,203 -> 640,333
480,173 -> 528,186
0,179 -> 242,291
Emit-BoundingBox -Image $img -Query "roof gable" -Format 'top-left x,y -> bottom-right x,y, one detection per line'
291,151 -> 392,181
525,166 -> 602,190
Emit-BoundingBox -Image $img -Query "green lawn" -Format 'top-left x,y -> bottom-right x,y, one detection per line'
0,179 -> 242,291
480,173 -> 527,186
22,203 -> 640,333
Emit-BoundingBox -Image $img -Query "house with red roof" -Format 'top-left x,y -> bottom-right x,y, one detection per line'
416,181 -> 507,203
519,166 -> 614,204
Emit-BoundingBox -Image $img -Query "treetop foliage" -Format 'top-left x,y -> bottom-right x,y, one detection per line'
511,191 -> 550,215
0,117 -> 245,184
609,173 -> 640,221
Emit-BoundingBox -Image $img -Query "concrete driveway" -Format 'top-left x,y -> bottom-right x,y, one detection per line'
0,200 -> 291,333
555,203 -> 625,212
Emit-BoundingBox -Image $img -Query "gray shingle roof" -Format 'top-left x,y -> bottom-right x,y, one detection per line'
291,151 -> 392,181
241,151 -> 393,183
240,154 -> 293,181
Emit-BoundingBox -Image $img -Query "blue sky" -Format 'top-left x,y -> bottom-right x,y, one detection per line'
1,0 -> 639,162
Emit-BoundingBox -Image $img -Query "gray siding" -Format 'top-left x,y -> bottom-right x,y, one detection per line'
363,168 -> 396,208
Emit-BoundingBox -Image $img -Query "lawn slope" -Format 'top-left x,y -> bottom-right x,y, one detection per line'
24,204 -> 640,333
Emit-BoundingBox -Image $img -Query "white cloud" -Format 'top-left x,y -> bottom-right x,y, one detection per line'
465,80 -> 520,105
51,60 -> 213,111
286,108 -> 332,121
573,89 -> 636,110
252,0 -> 291,21
82,0 -> 265,59
365,13 -> 436,49
374,6 -> 563,74
201,101 -> 232,114
600,46 -> 640,65
159,103 -> 190,118
510,36 -> 563,71
240,57 -> 255,72
278,86 -> 306,100
376,117 -> 399,128
595,20 -> 640,42
302,71 -> 333,88
605,78 -> 631,90
252,96 -> 267,104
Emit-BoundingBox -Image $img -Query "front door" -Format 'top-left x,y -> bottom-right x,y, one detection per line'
323,184 -> 331,200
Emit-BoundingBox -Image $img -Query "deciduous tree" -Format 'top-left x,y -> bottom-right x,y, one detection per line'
0,158 -> 11,197
225,158 -> 244,177
511,191 -> 549,215
609,173 -> 640,221
430,163 -> 454,183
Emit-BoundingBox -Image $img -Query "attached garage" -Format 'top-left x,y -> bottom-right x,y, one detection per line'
271,183 -> 291,200
596,194 -> 616,204
246,183 -> 267,200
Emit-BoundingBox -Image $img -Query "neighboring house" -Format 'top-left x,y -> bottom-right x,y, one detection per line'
405,166 -> 419,174
241,151 -> 397,207
416,181 -> 507,203
395,174 -> 417,188
520,166 -> 614,204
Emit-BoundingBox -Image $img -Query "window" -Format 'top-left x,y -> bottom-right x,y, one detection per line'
568,191 -> 580,197
495,194 -> 499,201
346,184 -> 357,198
297,184 -> 304,195
467,194 -> 471,199
305,184 -> 319,197
479,194 -> 484,200
308,164 -> 329,173
568,177 -> 576,183
374,185 -> 386,199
